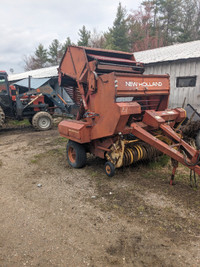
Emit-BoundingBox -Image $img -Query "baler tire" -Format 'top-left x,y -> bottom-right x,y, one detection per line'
195,130 -> 200,150
104,162 -> 115,177
0,106 -> 5,127
66,140 -> 86,168
32,112 -> 53,131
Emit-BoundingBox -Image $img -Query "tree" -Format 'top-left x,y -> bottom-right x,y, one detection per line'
61,37 -> 72,55
77,26 -> 91,46
24,44 -> 49,71
34,44 -> 49,67
128,1 -> 164,51
178,0 -> 200,42
156,0 -> 183,45
89,29 -> 106,48
48,39 -> 62,65
104,3 -> 129,51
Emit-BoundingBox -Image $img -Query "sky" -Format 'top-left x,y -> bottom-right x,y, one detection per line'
0,0 -> 141,74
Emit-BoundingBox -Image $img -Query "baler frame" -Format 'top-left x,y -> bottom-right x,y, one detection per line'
58,46 -> 200,183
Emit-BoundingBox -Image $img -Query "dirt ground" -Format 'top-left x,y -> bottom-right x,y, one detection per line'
0,125 -> 200,267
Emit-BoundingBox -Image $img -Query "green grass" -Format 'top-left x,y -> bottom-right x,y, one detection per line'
30,148 -> 65,164
52,137 -> 68,145
7,119 -> 30,126
147,155 -> 170,169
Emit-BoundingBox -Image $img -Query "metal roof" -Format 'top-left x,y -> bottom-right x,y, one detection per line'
134,40 -> 200,64
13,78 -> 50,89
8,65 -> 58,82
7,40 -> 200,82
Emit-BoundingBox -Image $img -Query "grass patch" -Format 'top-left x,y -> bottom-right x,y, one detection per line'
147,155 -> 170,169
52,137 -> 68,145
30,148 -> 65,164
7,119 -> 30,126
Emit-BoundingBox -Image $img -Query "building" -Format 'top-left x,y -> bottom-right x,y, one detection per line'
134,40 -> 200,112
8,40 -> 200,111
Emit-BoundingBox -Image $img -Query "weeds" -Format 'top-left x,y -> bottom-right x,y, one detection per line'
30,148 -> 65,164
147,155 -> 170,169
7,119 -> 30,126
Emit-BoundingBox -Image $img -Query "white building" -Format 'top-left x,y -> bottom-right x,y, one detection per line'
134,40 -> 200,112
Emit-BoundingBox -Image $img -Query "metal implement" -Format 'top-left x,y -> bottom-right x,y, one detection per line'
0,72 -> 73,130
58,45 -> 200,182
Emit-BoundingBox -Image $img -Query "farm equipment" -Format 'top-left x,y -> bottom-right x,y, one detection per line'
0,71 -> 73,130
58,46 -> 200,183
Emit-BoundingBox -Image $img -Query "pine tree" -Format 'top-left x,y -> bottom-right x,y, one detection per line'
178,0 -> 200,42
48,39 -> 62,65
156,0 -> 183,45
77,26 -> 91,46
34,44 -> 49,68
24,44 -> 49,70
61,37 -> 72,55
104,3 -> 129,51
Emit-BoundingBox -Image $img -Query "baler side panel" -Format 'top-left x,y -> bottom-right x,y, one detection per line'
59,46 -> 88,82
90,73 -> 121,140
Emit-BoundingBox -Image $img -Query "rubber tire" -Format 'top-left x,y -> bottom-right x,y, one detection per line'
66,140 -> 86,168
195,130 -> 200,150
104,162 -> 115,177
32,111 -> 53,131
0,106 -> 5,127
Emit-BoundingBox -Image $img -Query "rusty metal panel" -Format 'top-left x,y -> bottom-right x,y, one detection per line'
116,74 -> 170,97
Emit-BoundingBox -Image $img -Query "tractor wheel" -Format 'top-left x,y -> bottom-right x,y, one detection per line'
0,106 -> 5,127
104,162 -> 115,177
195,130 -> 200,150
32,112 -> 53,131
66,140 -> 86,168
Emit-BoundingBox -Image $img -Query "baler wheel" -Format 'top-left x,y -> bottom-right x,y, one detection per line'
104,162 -> 115,177
32,111 -> 53,131
66,140 -> 86,168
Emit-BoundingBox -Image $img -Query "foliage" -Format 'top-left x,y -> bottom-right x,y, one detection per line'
23,0 -> 200,70
89,29 -> 106,48
24,44 -> 49,71
48,39 -> 63,65
77,25 -> 91,46
104,3 -> 129,51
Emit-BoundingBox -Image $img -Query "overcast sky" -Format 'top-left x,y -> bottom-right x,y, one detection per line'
1,0 -> 141,74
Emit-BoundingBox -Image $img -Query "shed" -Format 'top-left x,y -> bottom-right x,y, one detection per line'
8,66 -> 73,104
134,40 -> 200,112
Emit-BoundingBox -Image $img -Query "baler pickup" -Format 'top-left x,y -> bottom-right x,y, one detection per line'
58,46 -> 200,184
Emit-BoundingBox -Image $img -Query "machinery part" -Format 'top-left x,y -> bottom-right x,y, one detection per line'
66,140 -> 86,168
104,162 -> 115,177
190,169 -> 197,188
0,106 -> 5,127
122,143 -> 160,166
195,130 -> 200,150
28,117 -> 33,125
58,46 -> 200,181
170,159 -> 178,185
32,111 -> 53,131
106,141 -> 161,169
0,71 -> 73,131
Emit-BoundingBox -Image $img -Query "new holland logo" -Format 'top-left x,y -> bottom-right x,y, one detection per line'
125,81 -> 163,87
